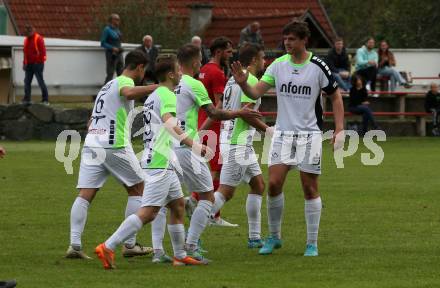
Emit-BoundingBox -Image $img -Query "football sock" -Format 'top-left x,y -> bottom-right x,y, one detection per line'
246,194 -> 262,240
124,196 -> 141,248
305,197 -> 322,246
70,196 -> 90,249
186,200 -> 213,246
168,224 -> 186,259
105,214 -> 143,251
152,207 -> 167,251
211,191 -> 226,216
267,193 -> 284,239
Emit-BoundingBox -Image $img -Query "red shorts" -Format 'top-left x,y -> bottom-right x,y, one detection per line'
199,110 -> 222,172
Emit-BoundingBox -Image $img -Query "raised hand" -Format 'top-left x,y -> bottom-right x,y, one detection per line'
231,61 -> 249,85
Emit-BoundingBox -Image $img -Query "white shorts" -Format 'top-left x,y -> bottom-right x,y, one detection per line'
174,147 -> 213,193
220,144 -> 262,187
77,146 -> 144,189
268,132 -> 322,175
141,169 -> 183,207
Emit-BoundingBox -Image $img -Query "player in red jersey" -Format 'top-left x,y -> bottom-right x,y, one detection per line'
186,37 -> 238,227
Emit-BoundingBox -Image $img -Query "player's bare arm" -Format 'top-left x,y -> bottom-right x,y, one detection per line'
120,84 -> 159,100
231,61 -> 271,100
328,88 -> 345,148
199,92 -> 224,130
240,102 -> 270,133
162,112 -> 212,158
201,103 -> 262,123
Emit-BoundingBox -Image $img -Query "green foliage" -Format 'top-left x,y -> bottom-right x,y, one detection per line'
322,0 -> 440,48
1,138 -> 440,287
89,0 -> 190,48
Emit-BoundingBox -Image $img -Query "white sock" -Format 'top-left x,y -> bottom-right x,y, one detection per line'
186,200 -> 213,247
246,194 -> 262,240
105,214 -> 143,251
124,196 -> 142,247
151,207 -> 167,251
70,197 -> 90,249
305,197 -> 322,246
211,191 -> 226,216
267,193 -> 284,239
168,224 -> 186,259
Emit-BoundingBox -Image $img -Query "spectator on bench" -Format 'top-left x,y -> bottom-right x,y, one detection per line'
378,40 -> 410,91
425,83 -> 440,136
348,74 -> 379,135
326,37 -> 351,91
355,37 -> 378,96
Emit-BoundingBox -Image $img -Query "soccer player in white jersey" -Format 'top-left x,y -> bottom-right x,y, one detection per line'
164,44 -> 261,261
95,55 -> 212,269
209,43 -> 271,248
66,51 -> 157,259
231,21 -> 345,256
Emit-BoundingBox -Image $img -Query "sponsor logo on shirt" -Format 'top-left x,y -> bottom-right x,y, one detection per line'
280,82 -> 312,96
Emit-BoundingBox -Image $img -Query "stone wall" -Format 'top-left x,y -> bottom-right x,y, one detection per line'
0,104 -> 90,140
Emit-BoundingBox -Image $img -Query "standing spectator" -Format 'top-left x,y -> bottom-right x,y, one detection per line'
136,35 -> 159,83
239,22 -> 264,47
378,40 -> 410,91
191,35 -> 209,66
22,24 -> 48,105
348,74 -> 379,135
425,83 -> 440,136
101,14 -> 123,84
326,37 -> 351,91
355,37 -> 378,95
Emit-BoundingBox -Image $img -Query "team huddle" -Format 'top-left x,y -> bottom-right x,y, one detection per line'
65,21 -> 344,269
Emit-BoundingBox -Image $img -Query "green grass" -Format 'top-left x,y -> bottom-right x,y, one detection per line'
0,138 -> 439,287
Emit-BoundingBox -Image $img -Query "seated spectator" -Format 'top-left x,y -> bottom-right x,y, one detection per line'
327,37 -> 351,91
239,22 -> 264,47
348,74 -> 379,135
425,83 -> 440,136
378,40 -> 410,91
355,37 -> 378,95
191,35 -> 209,66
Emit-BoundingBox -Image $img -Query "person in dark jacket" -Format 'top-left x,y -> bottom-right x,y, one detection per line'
191,35 -> 209,66
101,14 -> 123,84
239,22 -> 264,47
327,38 -> 351,91
348,74 -> 378,135
425,83 -> 440,135
136,35 -> 159,84
22,24 -> 49,105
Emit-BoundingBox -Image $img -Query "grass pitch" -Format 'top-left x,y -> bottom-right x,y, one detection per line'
0,138 -> 439,287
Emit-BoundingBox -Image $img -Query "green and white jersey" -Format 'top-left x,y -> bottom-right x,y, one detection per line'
175,74 -> 212,144
261,53 -> 338,133
84,75 -> 135,148
220,72 -> 260,146
140,86 -> 177,169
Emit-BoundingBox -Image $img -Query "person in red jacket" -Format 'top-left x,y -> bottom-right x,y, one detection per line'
22,24 -> 49,105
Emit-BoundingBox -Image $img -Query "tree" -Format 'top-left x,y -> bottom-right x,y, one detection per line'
322,0 -> 440,48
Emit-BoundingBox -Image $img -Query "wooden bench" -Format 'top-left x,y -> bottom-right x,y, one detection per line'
260,111 -> 432,136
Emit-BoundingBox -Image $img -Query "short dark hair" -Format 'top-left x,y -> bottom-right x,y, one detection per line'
177,44 -> 201,66
238,43 -> 263,67
365,36 -> 375,43
155,54 -> 177,82
209,36 -> 232,55
334,37 -> 343,43
282,20 -> 310,39
124,50 -> 148,70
